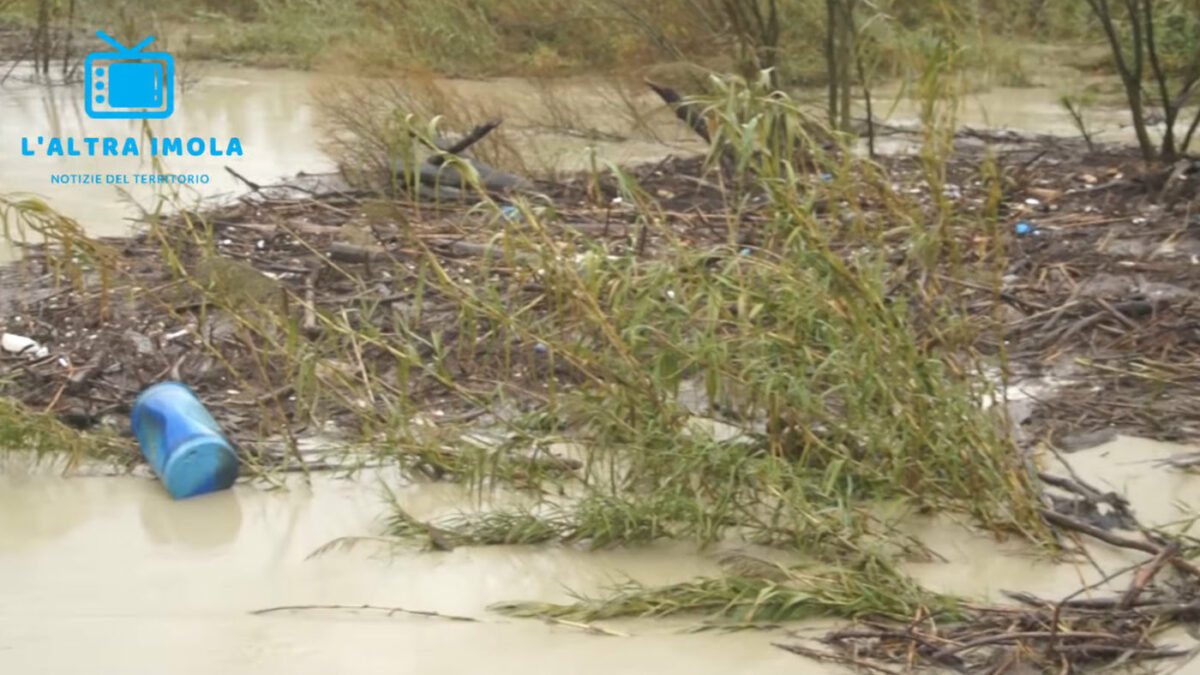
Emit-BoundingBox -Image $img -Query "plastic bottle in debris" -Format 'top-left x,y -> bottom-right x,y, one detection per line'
1,333 -> 48,358
499,204 -> 523,223
130,381 -> 239,500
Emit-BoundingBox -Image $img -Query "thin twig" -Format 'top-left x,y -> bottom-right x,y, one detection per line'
1040,509 -> 1200,579
1119,542 -> 1178,610
250,603 -> 481,622
774,642 -> 900,675
932,631 -> 1132,661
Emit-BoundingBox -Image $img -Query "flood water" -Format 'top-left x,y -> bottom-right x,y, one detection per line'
0,464 -> 805,675
4,435 -> 1200,673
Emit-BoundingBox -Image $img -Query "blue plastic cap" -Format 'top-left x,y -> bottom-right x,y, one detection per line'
161,436 -> 239,499
1014,222 -> 1033,235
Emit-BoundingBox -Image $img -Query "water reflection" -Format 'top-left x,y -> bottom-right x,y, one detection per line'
0,471 -> 106,552
139,485 -> 244,550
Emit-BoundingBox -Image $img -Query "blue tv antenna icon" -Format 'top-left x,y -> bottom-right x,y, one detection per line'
84,30 -> 175,119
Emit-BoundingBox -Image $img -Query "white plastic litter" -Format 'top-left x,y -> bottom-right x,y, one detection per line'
2,333 -> 49,358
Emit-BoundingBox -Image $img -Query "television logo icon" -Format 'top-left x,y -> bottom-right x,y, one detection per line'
84,30 -> 174,119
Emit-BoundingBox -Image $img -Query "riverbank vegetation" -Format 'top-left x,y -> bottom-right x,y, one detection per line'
0,0 -> 1111,83
4,0 -> 1200,670
0,67 -> 1048,611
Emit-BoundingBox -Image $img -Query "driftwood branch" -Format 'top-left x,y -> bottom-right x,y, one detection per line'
429,118 -> 503,166
1119,542 -> 1178,610
931,631 -> 1132,662
225,165 -> 263,192
429,238 -> 542,267
328,241 -> 402,264
773,643 -> 899,675
645,79 -> 711,143
251,603 -> 480,622
1039,509 -> 1200,579
328,238 -> 546,268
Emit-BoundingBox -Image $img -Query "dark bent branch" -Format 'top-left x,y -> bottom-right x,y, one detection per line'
645,79 -> 711,143
394,117 -> 529,195
1184,104 -> 1200,154
225,165 -> 263,192
428,118 -> 503,166
1085,0 -> 1157,159
1039,509 -> 1200,579
1141,0 -> 1176,157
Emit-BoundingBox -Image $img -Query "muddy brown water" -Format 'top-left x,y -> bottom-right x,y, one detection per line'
0,63 -> 706,262
0,63 -> 337,263
4,435 -> 1200,672
0,461 -> 807,674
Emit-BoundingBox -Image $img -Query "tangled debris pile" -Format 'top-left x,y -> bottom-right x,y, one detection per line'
1001,167 -> 1200,446
778,467 -> 1200,673
2,140 -> 1198,462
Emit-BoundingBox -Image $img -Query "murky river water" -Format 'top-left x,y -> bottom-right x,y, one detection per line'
4,435 -> 1200,673
0,462 -> 803,674
0,64 -> 336,260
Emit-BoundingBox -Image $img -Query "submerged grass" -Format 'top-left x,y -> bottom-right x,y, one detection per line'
388,493 -> 697,550
351,67 -> 1045,620
386,71 -> 1042,540
0,395 -> 127,467
494,552 -> 962,624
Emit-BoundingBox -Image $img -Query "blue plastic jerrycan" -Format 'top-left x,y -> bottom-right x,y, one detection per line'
130,381 -> 239,500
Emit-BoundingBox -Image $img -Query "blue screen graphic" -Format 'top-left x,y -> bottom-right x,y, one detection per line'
108,62 -> 163,108
83,30 -> 175,119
